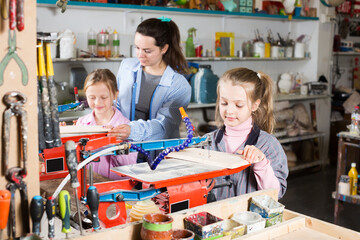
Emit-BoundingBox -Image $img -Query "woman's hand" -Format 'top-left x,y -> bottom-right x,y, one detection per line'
107,124 -> 131,140
237,145 -> 265,164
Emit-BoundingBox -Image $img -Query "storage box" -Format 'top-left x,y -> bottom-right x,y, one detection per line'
184,212 -> 224,239
249,195 -> 285,218
222,219 -> 245,239
264,212 -> 283,227
231,211 -> 265,234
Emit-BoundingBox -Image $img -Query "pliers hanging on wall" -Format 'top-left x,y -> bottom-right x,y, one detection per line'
9,0 -> 24,31
2,91 -> 29,238
0,30 -> 28,86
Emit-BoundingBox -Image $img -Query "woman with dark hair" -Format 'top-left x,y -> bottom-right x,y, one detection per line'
109,18 -> 191,143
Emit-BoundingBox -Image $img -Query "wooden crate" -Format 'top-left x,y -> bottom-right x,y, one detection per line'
61,189 -> 360,240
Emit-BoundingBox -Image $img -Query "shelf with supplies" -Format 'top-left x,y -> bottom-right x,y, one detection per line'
332,192 -> 360,205
52,56 -> 310,63
187,94 -> 330,109
277,132 -> 325,144
52,57 -> 125,63
288,160 -> 324,172
333,132 -> 360,224
275,93 -> 330,102
186,57 -> 310,61
37,0 -> 318,21
333,51 -> 360,56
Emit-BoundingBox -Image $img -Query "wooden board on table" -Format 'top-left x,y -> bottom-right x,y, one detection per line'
60,125 -> 108,135
167,148 -> 248,169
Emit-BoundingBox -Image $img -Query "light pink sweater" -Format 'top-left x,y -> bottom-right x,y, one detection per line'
76,107 -> 138,180
224,117 -> 280,192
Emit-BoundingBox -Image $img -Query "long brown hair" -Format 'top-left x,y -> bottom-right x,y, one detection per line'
215,68 -> 275,133
84,69 -> 118,100
136,18 -> 189,75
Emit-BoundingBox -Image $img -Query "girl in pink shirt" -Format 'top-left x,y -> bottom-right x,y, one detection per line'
209,67 -> 288,200
76,69 -> 137,180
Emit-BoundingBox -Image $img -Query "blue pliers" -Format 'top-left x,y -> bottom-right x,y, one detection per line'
0,30 -> 28,86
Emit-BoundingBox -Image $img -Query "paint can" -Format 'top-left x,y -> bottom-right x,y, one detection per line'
253,41 -> 265,58
271,46 -> 279,58
140,213 -> 173,240
294,42 -> 305,58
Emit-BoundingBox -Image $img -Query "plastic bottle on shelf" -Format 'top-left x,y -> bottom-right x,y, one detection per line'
110,30 -> 120,58
348,162 -> 358,196
349,106 -> 360,135
97,30 -> 107,57
87,28 -> 97,56
185,28 -> 196,57
104,29 -> 111,58
190,65 -> 219,104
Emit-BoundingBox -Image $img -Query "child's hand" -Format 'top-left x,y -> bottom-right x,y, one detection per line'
107,124 -> 131,140
237,145 -> 265,164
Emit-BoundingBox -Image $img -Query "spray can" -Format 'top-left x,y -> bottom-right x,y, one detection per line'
87,28 -> 97,56
111,30 -> 120,58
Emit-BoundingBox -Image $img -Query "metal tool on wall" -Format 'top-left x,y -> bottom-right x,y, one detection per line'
2,91 -> 30,238
38,42 -> 54,149
37,66 -> 46,151
45,42 -> 62,147
0,30 -> 28,86
9,0 -> 24,31
0,0 -> 8,20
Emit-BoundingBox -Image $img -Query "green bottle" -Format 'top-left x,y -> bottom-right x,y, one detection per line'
186,28 -> 196,57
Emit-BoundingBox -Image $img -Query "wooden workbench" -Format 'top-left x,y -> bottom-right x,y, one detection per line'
42,188 -> 359,240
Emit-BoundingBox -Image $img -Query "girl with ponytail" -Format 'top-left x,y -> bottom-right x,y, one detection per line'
209,67 -> 288,200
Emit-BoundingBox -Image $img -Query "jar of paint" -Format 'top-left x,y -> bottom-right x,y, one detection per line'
338,175 -> 350,195
141,213 -> 173,240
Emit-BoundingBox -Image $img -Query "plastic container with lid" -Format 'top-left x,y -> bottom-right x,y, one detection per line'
338,175 -> 350,195
349,106 -> 360,135
190,65 -> 219,104
59,29 -> 75,59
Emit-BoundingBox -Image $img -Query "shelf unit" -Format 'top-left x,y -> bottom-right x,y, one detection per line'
332,191 -> 360,205
277,132 -> 325,144
37,0 -> 318,21
52,56 -> 310,63
333,52 -> 360,56
333,132 -> 360,224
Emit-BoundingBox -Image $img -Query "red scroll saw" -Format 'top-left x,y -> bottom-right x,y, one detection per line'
98,148 -> 250,227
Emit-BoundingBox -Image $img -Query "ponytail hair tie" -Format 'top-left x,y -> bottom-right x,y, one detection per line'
158,16 -> 171,22
257,72 -> 261,79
